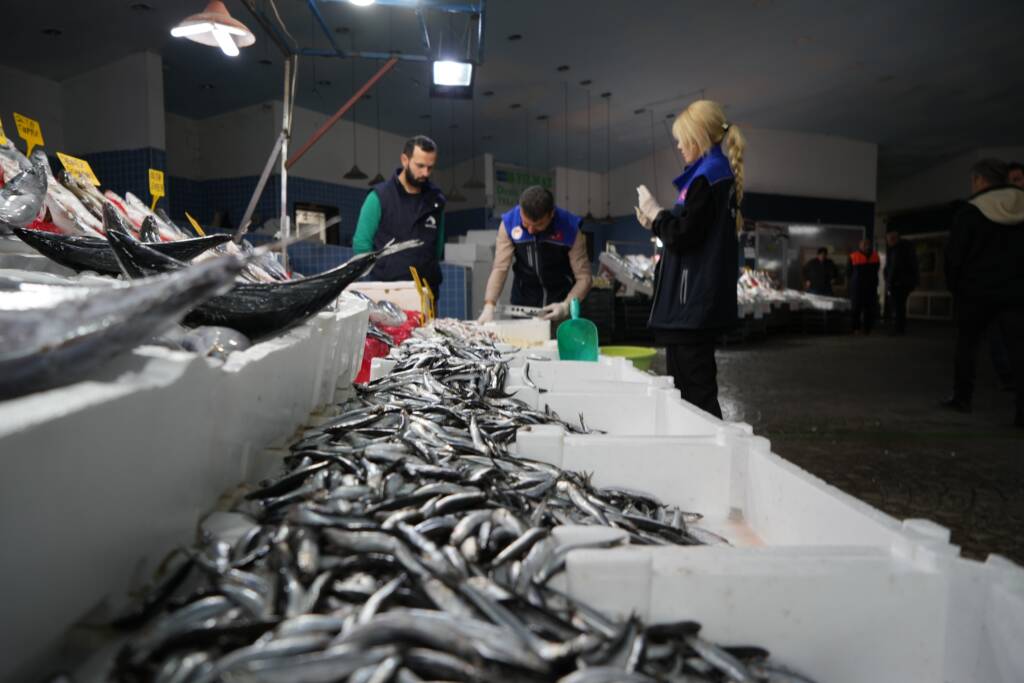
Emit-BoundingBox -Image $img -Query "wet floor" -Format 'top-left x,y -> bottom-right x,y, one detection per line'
653,322 -> 1023,564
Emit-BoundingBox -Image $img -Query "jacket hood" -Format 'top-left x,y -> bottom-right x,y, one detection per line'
969,186 -> 1024,226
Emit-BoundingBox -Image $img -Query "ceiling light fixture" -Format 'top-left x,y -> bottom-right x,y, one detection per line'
349,0 -> 376,7
170,1 -> 254,58
433,60 -> 473,87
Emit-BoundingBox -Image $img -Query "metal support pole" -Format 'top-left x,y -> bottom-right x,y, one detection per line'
281,56 -> 295,272
285,56 -> 398,170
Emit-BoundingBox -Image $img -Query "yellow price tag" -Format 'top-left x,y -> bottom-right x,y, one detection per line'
148,168 -> 165,210
13,112 -> 44,155
185,212 -> 206,236
56,152 -> 101,186
0,117 -> 6,146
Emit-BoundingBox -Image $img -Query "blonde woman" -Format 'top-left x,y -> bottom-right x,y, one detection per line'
635,100 -> 745,419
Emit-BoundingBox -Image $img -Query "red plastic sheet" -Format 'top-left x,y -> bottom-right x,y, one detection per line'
355,310 -> 422,383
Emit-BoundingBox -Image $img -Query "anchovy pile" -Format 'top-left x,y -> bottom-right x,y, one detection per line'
112,337 -> 814,682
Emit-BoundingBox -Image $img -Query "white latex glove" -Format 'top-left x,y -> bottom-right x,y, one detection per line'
636,185 -> 664,222
476,302 -> 496,323
635,206 -> 653,230
538,301 -> 569,322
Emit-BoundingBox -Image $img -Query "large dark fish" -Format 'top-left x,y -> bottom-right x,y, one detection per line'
0,254 -> 245,400
104,222 -> 422,339
7,223 -> 231,275
0,150 -> 47,227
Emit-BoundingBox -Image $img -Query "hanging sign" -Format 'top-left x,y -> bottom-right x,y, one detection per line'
13,112 -> 44,155
148,168 -> 165,210
493,163 -> 554,217
57,152 -> 101,186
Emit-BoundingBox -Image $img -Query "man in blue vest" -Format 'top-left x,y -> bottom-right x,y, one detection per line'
353,135 -> 446,300
477,186 -> 592,322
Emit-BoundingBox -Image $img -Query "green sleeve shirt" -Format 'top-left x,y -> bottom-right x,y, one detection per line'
352,192 -> 446,261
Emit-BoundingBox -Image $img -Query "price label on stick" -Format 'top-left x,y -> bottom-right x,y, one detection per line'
185,211 -> 206,236
0,117 -> 6,146
13,112 -> 43,155
57,152 -> 101,186
148,168 -> 165,210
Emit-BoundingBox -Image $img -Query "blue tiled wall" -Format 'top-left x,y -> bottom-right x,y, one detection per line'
445,208 -> 491,238
79,147 -> 168,212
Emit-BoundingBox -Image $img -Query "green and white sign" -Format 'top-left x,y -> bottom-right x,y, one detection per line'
493,163 -> 553,216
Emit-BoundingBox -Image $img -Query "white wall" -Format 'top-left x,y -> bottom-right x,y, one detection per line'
165,114 -> 202,180
0,65 -> 65,153
878,145 -> 1024,213
195,102 -> 279,180
62,52 -> 165,154
555,166 -> 609,218
609,127 -> 878,216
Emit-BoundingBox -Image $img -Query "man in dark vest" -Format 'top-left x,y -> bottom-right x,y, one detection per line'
353,135 -> 446,301
477,186 -> 592,322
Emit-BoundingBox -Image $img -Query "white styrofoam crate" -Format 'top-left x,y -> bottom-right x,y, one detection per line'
0,296 -> 368,681
346,280 -> 422,312
482,318 -> 551,347
514,425 -> 927,550
515,425 -> 1024,682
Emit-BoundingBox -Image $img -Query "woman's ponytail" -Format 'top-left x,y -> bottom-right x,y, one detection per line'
723,125 -> 745,232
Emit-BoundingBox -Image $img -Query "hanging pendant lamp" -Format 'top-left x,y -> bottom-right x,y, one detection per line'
463,96 -> 485,189
343,35 -> 367,180
170,1 -> 254,57
446,103 -> 466,202
601,92 -> 614,223
584,88 -> 594,222
368,61 -> 385,185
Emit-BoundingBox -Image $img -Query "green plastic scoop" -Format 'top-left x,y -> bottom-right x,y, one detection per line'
556,298 -> 599,362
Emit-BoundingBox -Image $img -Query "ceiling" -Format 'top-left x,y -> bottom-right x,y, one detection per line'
3,0 -> 1024,184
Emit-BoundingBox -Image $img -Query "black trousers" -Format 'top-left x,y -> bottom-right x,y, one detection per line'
889,287 -> 911,333
851,294 -> 878,333
665,331 -> 723,419
953,299 -> 1024,407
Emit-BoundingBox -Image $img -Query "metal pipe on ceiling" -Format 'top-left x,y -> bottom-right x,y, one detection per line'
285,56 -> 399,169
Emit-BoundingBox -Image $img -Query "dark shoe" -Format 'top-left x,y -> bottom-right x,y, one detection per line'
939,396 -> 972,413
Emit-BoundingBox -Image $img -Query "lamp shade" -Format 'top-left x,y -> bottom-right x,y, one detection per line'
171,1 -> 255,56
343,165 -> 369,180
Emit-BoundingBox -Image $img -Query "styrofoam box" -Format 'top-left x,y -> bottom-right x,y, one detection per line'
347,280 -> 422,312
444,242 -> 493,262
515,426 -> 1024,682
482,318 -> 551,347
0,295 -> 369,681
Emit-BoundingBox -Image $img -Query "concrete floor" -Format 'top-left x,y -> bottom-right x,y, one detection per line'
653,322 -> 1024,565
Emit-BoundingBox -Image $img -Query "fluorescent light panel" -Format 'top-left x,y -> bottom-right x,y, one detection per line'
433,61 -> 473,87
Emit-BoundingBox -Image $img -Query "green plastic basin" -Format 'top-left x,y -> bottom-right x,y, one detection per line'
599,345 -> 658,371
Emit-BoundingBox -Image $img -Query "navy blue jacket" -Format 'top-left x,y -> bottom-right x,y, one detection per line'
649,145 -> 739,332
369,169 -> 446,293
501,205 -> 581,307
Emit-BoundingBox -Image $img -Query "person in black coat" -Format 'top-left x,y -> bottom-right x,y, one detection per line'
883,230 -> 919,335
941,158 -> 1024,427
634,100 -> 744,419
848,239 -> 881,334
803,247 -> 838,295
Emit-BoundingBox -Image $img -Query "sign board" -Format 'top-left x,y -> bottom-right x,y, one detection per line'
13,112 -> 43,155
493,163 -> 554,217
57,152 -> 101,186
